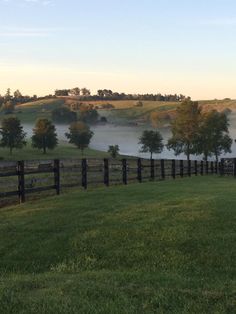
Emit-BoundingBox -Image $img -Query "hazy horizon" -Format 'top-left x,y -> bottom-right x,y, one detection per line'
1,0 -> 236,99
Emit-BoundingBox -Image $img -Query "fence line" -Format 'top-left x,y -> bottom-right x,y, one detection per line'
0,157 -> 234,204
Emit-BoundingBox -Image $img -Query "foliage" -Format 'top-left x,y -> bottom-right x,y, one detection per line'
0,117 -> 26,154
108,145 -> 120,158
65,121 -> 93,154
51,106 -> 77,124
139,130 -> 164,159
32,119 -> 58,154
167,100 -> 201,160
1,100 -> 15,114
79,105 -> 99,124
194,110 -> 232,161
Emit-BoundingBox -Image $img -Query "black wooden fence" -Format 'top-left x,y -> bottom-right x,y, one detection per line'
0,157 -> 234,204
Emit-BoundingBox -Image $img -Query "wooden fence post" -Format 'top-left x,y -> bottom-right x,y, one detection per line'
54,159 -> 60,195
150,159 -> 155,180
194,160 -> 198,176
17,160 -> 25,203
220,159 -> 224,176
122,159 -> 127,185
104,158 -> 109,186
200,161 -> 204,176
161,159 -> 165,180
205,161 -> 209,175
137,158 -> 142,183
188,160 -> 191,177
210,161 -> 214,175
82,159 -> 87,189
180,160 -> 184,178
172,159 -> 176,179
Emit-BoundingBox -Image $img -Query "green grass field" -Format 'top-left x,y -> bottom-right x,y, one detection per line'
0,176 -> 235,313
0,142 -> 108,161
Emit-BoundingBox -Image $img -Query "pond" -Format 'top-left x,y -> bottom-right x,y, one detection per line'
23,120 -> 236,160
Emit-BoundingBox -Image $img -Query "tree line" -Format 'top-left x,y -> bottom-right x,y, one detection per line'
0,118 -> 93,155
55,87 -> 189,102
139,100 -> 232,161
0,100 -> 232,160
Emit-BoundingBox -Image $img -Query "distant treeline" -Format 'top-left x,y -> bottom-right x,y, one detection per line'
0,88 -> 54,108
55,87 -> 189,102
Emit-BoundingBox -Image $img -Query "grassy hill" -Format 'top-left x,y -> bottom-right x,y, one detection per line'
1,97 -> 236,126
0,176 -> 235,313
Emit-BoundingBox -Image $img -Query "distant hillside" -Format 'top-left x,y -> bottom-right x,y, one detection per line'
1,97 -> 235,125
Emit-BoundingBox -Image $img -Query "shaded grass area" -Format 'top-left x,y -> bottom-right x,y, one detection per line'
0,142 -> 108,161
0,176 -> 235,313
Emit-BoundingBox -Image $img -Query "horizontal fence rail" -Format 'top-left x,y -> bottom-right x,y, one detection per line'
0,157 -> 234,205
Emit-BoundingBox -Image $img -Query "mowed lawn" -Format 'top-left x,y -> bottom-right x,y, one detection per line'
0,176 -> 235,313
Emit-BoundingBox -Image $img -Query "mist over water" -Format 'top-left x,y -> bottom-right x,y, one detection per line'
23,118 -> 236,160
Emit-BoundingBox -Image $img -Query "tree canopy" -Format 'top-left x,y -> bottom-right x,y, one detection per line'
65,121 -> 94,154
0,117 -> 26,154
139,130 -> 164,159
52,106 -> 77,124
167,100 -> 201,161
194,110 -> 232,161
108,145 -> 120,158
32,119 -> 58,154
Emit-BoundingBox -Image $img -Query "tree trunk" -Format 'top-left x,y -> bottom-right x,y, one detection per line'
150,152 -> 153,160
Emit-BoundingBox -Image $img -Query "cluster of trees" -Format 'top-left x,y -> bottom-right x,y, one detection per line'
51,104 -> 99,125
0,88 -> 54,114
55,87 -> 189,102
139,100 -> 232,161
0,117 -> 94,155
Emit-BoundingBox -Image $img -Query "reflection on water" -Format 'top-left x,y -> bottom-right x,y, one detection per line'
23,121 -> 236,160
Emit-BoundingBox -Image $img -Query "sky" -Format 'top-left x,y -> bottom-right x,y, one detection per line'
0,0 -> 236,99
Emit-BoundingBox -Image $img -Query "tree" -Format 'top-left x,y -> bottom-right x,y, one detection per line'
13,89 -> 23,99
0,117 -> 26,154
108,145 -> 120,158
81,88 -> 91,96
4,88 -> 11,101
167,100 -> 201,161
65,121 -> 93,154
52,106 -> 77,124
70,87 -> 81,96
139,130 -> 164,159
32,119 -> 58,154
79,106 -> 99,124
195,110 -> 232,161
1,100 -> 15,114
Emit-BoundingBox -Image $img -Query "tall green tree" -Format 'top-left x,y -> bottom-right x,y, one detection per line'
139,130 -> 164,159
65,121 -> 93,154
0,117 -> 26,154
167,100 -> 201,161
195,110 -> 232,161
32,119 -> 58,154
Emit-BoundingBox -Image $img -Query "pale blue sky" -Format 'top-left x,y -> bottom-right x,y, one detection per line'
0,0 -> 236,99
